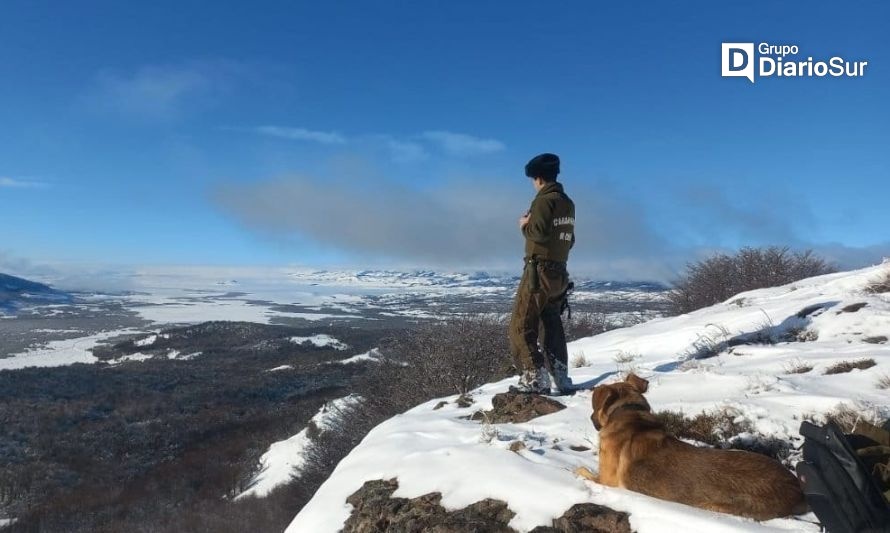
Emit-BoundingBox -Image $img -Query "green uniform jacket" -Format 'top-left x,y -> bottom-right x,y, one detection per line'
522,182 -> 575,262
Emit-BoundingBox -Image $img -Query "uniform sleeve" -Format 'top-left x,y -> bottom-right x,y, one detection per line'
522,197 -> 555,243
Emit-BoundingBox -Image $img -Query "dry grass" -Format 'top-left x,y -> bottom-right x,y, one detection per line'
612,350 -> 641,375
783,358 -> 814,374
807,403 -> 884,433
865,270 -> 890,294
823,358 -> 877,375
728,434 -> 795,465
571,351 -> 590,368
650,410 -> 797,463
795,329 -> 819,342
877,373 -> 890,390
613,351 -> 638,364
654,408 -> 753,447
684,324 -> 731,360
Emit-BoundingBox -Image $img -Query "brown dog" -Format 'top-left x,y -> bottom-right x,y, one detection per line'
576,374 -> 806,520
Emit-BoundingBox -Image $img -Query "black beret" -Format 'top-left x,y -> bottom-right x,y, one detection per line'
524,153 -> 560,179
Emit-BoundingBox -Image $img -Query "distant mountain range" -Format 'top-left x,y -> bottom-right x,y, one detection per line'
0,273 -> 72,314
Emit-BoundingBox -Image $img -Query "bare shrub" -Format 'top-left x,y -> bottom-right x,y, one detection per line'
823,358 -> 877,375
377,314 -> 514,399
293,315 -> 517,509
564,311 -> 610,341
667,247 -> 835,315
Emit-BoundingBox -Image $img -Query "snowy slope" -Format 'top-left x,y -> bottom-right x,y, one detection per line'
237,395 -> 361,499
288,264 -> 890,533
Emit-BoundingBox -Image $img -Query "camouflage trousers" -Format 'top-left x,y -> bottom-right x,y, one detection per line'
508,259 -> 570,375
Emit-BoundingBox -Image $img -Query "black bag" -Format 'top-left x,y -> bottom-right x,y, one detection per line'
797,421 -> 890,533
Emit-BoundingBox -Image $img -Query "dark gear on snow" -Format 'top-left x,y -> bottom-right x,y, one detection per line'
796,420 -> 890,533
524,153 -> 560,180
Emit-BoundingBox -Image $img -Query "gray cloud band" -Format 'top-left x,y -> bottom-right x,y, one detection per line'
211,175 -> 889,280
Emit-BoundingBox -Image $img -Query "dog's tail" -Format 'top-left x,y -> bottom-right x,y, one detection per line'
574,466 -> 598,483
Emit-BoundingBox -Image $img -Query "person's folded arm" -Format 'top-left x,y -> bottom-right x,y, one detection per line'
521,198 -> 555,244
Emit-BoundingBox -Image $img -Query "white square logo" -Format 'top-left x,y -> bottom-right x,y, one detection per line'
722,43 -> 755,83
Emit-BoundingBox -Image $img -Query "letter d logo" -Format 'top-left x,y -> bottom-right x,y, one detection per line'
721,43 -> 755,83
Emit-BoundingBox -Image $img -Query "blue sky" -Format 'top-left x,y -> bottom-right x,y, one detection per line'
1,1 -> 887,280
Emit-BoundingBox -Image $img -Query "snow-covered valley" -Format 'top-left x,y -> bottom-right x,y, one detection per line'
0,267 -> 666,368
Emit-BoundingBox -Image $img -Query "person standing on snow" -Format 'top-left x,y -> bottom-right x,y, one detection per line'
509,153 -> 576,395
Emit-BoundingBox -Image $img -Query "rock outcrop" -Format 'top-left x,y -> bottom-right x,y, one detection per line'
472,391 -> 567,423
342,479 -> 633,533
343,478 -> 514,532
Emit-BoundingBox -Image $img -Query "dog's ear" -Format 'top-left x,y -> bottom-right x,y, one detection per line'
592,386 -> 618,417
625,373 -> 649,393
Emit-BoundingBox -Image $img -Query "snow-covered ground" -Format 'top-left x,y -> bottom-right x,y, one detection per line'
0,328 -> 137,371
128,294 -> 343,325
289,334 -> 349,350
103,348 -> 201,366
289,264 -> 890,533
237,395 -> 362,499
334,348 -> 381,365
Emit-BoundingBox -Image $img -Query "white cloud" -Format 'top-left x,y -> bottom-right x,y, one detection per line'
421,130 -> 506,156
234,126 -> 503,162
383,138 -> 428,163
253,126 -> 347,145
0,177 -> 47,189
86,62 -> 236,120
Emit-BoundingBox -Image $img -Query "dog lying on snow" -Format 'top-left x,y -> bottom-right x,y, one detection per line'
575,374 -> 807,520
